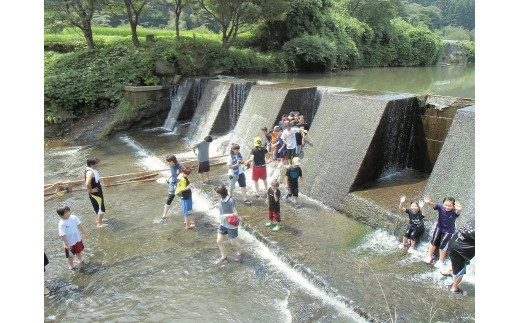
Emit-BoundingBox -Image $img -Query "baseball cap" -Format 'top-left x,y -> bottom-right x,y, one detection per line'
292,157 -> 301,165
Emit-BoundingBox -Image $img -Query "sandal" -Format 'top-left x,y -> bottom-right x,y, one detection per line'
215,257 -> 227,265
234,254 -> 243,262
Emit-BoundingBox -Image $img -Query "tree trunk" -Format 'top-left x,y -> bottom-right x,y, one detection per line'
222,26 -> 229,50
83,25 -> 95,50
175,13 -> 180,39
131,23 -> 140,47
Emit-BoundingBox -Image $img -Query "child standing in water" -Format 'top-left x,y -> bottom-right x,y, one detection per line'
397,196 -> 426,253
161,154 -> 182,221
284,157 -> 305,208
214,185 -> 243,264
227,144 -> 252,205
85,158 -> 106,228
175,166 -> 195,229
57,205 -> 88,270
422,195 -> 463,268
265,179 -> 282,231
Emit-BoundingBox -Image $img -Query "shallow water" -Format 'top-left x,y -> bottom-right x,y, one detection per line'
44,128 -> 474,322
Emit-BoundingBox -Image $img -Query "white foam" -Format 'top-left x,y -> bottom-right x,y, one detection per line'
353,229 -> 400,255
119,135 -> 170,176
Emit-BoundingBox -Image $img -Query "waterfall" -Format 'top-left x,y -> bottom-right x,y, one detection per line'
163,79 -> 191,130
187,79 -> 255,143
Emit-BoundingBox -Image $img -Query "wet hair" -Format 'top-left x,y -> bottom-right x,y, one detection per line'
411,200 -> 420,208
166,154 -> 178,165
204,136 -> 213,142
443,197 -> 456,205
181,165 -> 192,175
86,158 -> 100,167
215,184 -> 228,198
56,205 -> 71,217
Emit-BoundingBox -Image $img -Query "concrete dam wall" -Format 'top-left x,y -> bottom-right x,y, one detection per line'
163,79 -> 475,235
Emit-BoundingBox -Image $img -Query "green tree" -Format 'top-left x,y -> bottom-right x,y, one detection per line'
121,0 -> 150,46
197,0 -> 286,50
44,0 -> 105,49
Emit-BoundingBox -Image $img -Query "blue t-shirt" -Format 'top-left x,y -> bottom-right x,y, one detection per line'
219,196 -> 238,229
278,137 -> 287,152
168,163 -> 182,194
434,203 -> 459,234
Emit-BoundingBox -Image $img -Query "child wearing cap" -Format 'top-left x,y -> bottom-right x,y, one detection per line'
284,157 -> 305,208
246,137 -> 269,198
265,179 -> 282,231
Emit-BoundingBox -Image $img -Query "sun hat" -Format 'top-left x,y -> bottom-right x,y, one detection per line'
292,157 -> 301,165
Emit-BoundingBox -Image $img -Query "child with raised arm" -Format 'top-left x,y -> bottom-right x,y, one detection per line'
175,166 -> 195,229
57,205 -> 88,270
422,195 -> 463,268
397,196 -> 426,253
214,185 -> 244,265
265,179 -> 282,231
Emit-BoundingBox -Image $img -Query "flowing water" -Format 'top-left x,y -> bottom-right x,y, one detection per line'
44,66 -> 475,321
44,127 -> 475,322
240,65 -> 475,99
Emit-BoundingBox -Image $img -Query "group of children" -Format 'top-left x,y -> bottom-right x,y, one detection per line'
51,114 -> 472,296
262,112 -> 309,165
398,195 -> 473,295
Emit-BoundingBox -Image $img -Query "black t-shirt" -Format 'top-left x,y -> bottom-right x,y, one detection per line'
295,123 -> 309,145
285,166 -> 302,186
450,220 -> 475,260
264,133 -> 272,147
267,187 -> 281,212
250,147 -> 268,166
406,208 -> 424,229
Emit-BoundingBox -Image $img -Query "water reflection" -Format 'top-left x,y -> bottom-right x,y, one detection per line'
240,65 -> 475,99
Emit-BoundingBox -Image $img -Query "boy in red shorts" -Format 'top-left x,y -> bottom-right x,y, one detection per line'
57,205 -> 88,270
246,137 -> 269,198
265,179 -> 282,231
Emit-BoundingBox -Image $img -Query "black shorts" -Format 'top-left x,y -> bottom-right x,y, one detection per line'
449,249 -> 469,276
166,193 -> 176,205
404,224 -> 424,241
198,161 -> 210,173
430,227 -> 453,250
89,191 -> 105,214
287,185 -> 299,197
218,224 -> 238,239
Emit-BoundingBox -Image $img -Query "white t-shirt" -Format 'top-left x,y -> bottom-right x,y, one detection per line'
227,154 -> 245,176
281,128 -> 300,149
58,215 -> 82,246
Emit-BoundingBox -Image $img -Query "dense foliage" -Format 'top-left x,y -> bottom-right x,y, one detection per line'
44,0 -> 473,126
44,37 -> 282,123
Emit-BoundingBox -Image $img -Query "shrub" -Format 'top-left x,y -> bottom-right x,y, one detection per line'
282,35 -> 337,71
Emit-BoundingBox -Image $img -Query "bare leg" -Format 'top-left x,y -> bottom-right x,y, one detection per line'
162,204 -> 170,219
217,233 -> 226,259
411,240 -> 416,249
452,275 -> 463,292
262,179 -> 268,191
428,244 -> 436,259
76,252 -> 83,263
439,249 -> 447,264
230,238 -> 243,255
206,172 -> 210,182
97,213 -> 105,227
240,187 -> 248,201
254,181 -> 259,195
67,256 -> 74,268
403,237 -> 409,246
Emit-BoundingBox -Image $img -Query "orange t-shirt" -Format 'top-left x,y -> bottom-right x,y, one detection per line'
270,132 -> 279,151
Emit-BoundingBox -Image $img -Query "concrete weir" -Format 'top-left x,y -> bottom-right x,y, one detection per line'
424,105 -> 475,223
229,83 -> 317,153
188,79 -> 256,143
302,90 -> 418,213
